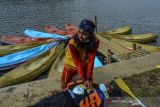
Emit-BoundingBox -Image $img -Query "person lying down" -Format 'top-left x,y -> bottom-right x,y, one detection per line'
30,80 -> 122,107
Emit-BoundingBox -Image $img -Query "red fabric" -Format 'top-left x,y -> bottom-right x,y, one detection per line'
68,39 -> 99,80
61,66 -> 77,83
69,44 -> 86,80
87,40 -> 99,79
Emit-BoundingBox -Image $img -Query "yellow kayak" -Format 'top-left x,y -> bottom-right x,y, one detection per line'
0,40 -> 55,56
0,43 -> 65,88
98,26 -> 132,35
100,33 -> 158,43
48,49 -> 65,79
111,38 -> 160,53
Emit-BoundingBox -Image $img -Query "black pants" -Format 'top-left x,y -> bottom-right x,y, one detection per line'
30,92 -> 77,107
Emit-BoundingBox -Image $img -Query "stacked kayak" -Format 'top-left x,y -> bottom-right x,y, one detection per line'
1,25 -> 158,45
24,29 -> 69,39
100,26 -> 132,35
99,33 -> 158,43
44,24 -> 78,36
0,42 -> 59,71
44,25 -> 68,36
0,43 -> 65,88
98,26 -> 158,43
0,40 -> 56,56
0,35 -> 53,45
64,23 -> 78,36
1,24 -> 158,88
111,38 -> 160,52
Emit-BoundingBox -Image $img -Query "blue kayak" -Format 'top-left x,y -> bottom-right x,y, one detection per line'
0,42 -> 59,71
24,29 -> 69,39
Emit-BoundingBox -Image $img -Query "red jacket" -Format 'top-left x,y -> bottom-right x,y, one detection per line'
64,38 -> 99,80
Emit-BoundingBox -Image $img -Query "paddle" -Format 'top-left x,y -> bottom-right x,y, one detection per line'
114,78 -> 146,107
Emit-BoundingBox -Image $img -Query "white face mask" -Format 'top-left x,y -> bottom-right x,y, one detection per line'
72,84 -> 91,95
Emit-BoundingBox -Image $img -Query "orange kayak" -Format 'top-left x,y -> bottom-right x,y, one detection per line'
44,23 -> 78,37
64,23 -> 78,36
44,25 -> 68,36
0,35 -> 53,45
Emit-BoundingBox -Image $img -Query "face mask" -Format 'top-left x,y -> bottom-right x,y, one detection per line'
72,84 -> 92,95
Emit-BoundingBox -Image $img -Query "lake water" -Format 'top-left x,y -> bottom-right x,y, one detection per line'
0,0 -> 160,45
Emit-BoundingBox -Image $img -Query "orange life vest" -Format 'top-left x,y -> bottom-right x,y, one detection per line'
67,80 -> 103,107
79,91 -> 102,107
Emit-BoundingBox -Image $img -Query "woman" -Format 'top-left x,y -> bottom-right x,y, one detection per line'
61,19 -> 99,89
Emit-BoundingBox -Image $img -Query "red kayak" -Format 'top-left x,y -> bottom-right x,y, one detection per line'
64,23 -> 78,36
44,23 -> 78,37
0,35 -> 53,45
44,25 -> 68,36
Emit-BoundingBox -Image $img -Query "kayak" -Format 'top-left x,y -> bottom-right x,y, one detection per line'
0,24 -> 77,45
64,23 -> 78,36
24,29 -> 69,39
0,40 -> 56,56
0,35 -> 53,45
48,48 -> 103,78
0,43 -> 65,88
44,24 -> 78,36
99,33 -> 158,43
111,38 -> 160,52
44,25 -> 68,36
25,26 -> 131,39
0,42 -> 59,71
98,26 -> 132,35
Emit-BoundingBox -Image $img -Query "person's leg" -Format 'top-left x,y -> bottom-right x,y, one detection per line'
61,67 -> 77,89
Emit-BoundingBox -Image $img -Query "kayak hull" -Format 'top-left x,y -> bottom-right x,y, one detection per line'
0,43 -> 65,88
0,35 -> 53,45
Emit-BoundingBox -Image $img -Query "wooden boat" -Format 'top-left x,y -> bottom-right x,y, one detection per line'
98,26 -> 132,35
99,33 -> 158,43
0,40 -> 55,56
111,38 -> 160,53
0,43 -> 65,88
0,35 -> 53,45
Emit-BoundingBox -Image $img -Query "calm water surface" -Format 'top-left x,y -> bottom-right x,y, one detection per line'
0,0 -> 160,45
